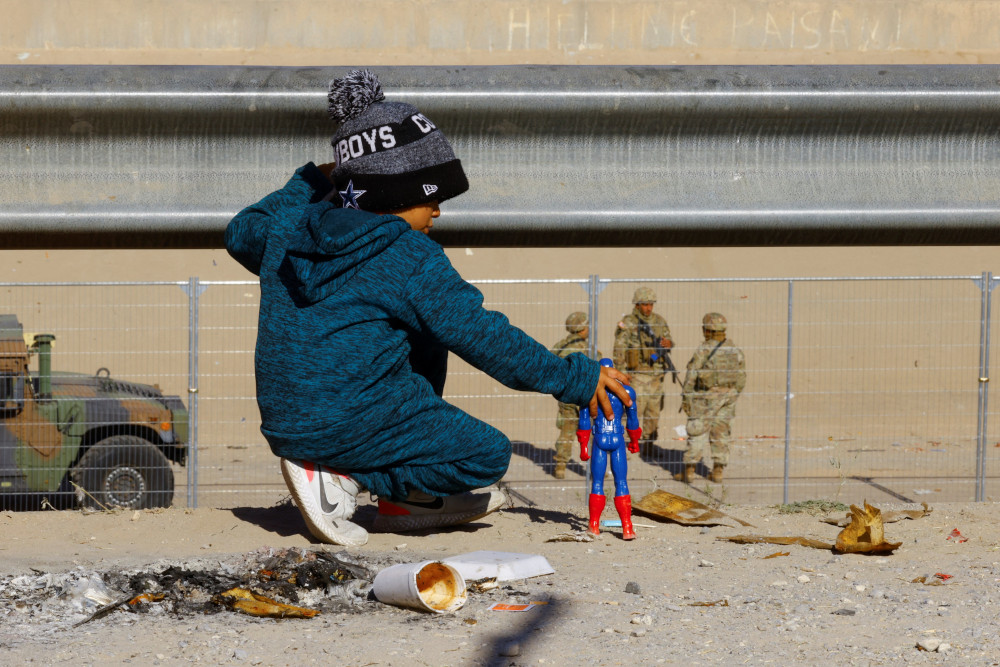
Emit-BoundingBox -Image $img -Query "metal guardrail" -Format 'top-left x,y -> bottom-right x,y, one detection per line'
3,65 -> 1000,248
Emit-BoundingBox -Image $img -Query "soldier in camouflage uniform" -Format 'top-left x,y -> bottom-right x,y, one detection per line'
677,313 -> 746,484
613,287 -> 674,453
550,312 -> 597,479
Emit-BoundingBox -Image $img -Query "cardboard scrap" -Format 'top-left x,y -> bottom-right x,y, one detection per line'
717,535 -> 834,550
821,502 -> 932,527
633,490 -> 755,527
834,502 -> 902,555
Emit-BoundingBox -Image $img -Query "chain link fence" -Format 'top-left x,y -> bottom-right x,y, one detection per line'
1,274 -> 997,510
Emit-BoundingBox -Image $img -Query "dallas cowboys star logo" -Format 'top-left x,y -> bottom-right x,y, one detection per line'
338,180 -> 366,209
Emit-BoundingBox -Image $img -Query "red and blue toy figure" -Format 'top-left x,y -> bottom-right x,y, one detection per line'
576,358 -> 641,539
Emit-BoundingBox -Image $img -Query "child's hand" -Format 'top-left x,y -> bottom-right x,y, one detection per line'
588,366 -> 632,420
317,163 -> 337,181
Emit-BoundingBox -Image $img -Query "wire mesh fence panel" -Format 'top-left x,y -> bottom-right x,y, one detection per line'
983,276 -> 1000,501
596,279 -> 790,505
196,281 -> 281,508
1,275 -> 995,511
0,282 -> 191,511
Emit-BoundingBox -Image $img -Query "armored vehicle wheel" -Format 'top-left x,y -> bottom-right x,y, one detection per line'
73,435 -> 175,509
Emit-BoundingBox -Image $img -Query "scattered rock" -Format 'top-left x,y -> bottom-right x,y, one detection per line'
699,560 -> 715,568
916,638 -> 941,652
498,642 -> 521,657
625,581 -> 641,595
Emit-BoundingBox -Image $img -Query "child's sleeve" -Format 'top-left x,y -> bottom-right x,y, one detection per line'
225,163 -> 333,276
402,248 -> 600,406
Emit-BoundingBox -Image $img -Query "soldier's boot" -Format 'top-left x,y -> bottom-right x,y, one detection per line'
673,464 -> 696,483
614,495 -> 636,540
711,464 -> 724,483
553,462 -> 566,479
587,493 -> 606,536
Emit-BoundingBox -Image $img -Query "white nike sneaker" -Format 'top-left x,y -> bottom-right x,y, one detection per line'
372,488 -> 507,533
280,458 -> 368,546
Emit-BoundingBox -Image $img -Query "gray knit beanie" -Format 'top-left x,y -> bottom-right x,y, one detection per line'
327,69 -> 468,212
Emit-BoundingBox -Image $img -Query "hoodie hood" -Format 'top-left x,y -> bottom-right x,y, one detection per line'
286,205 -> 411,304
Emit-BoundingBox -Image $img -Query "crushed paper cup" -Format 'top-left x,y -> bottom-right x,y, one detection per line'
373,561 -> 467,613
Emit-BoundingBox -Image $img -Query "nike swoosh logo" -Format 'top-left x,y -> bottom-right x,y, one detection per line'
317,474 -> 339,514
403,497 -> 445,510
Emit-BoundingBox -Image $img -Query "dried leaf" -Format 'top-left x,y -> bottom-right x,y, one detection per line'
717,535 -> 833,550
822,502 -> 932,527
213,587 -> 319,619
634,490 -> 755,527
762,551 -> 790,559
834,502 -> 902,554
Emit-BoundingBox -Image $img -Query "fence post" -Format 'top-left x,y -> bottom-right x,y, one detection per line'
976,272 -> 994,502
783,280 -> 794,505
182,276 -> 206,509
587,275 -> 601,360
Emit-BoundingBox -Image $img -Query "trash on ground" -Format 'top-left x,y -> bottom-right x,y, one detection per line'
935,572 -> 954,580
633,490 -> 755,527
718,535 -> 833,550
546,530 -> 595,542
212,587 -> 319,618
946,528 -> 969,543
688,599 -> 729,607
372,561 -> 467,614
834,502 -> 902,555
822,502 -> 932,526
467,578 -> 499,593
911,574 -> 949,586
490,602 -> 536,612
762,551 -> 790,559
442,551 -> 554,582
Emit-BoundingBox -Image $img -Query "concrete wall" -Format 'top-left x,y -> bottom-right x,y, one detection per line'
3,0 -> 998,66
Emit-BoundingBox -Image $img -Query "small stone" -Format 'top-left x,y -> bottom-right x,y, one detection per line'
699,560 -> 715,568
665,604 -> 683,612
499,642 -> 521,657
831,609 -> 856,616
797,575 -> 810,583
602,627 -> 615,634
233,649 -> 248,661
631,629 -> 647,637
916,638 -> 941,652
625,581 -> 641,595
937,642 -> 951,652
855,585 -> 866,592
631,614 -> 653,625
394,543 -> 407,550
770,580 -> 787,587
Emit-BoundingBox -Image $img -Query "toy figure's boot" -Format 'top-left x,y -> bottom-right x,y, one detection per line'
587,494 -> 605,535
711,464 -> 724,483
614,495 -> 635,540
553,462 -> 566,479
674,464 -> 696,483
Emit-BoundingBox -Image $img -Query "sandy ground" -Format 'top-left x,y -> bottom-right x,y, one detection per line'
3,494 -> 999,665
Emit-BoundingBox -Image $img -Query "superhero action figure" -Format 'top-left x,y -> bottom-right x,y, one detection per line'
576,358 -> 641,540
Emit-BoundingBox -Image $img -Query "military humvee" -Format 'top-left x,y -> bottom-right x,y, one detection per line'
0,315 -> 188,510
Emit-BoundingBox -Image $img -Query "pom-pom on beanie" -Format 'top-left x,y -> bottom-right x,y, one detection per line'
327,69 -> 469,213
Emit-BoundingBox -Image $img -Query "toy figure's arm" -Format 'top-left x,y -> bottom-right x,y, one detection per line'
624,385 -> 641,452
577,408 -> 592,461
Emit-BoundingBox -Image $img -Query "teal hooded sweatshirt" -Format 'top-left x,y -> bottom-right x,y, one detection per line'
225,163 -> 600,498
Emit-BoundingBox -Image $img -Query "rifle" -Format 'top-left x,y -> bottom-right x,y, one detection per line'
637,321 -> 679,384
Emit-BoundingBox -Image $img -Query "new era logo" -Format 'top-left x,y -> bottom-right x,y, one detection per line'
422,184 -> 439,196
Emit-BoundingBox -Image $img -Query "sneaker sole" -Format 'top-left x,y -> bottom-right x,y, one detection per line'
372,490 -> 506,533
281,460 -> 368,547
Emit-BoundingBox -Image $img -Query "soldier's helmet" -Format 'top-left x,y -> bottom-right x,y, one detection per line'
702,312 -> 727,331
565,311 -> 589,334
632,286 -> 657,304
